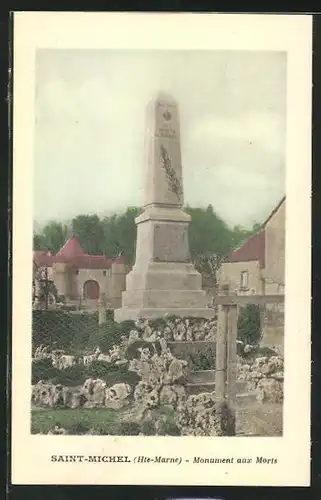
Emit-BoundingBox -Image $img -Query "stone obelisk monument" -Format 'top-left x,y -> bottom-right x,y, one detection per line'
114,92 -> 214,322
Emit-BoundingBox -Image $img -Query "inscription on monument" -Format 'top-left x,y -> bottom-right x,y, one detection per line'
156,127 -> 176,139
153,224 -> 190,262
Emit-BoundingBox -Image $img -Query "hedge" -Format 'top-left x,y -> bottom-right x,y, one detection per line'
237,304 -> 262,345
32,358 -> 140,387
32,310 -> 136,354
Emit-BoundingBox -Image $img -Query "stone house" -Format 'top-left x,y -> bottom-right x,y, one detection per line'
218,196 -> 285,350
33,234 -> 127,309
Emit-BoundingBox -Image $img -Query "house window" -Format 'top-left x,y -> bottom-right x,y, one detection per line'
240,270 -> 249,289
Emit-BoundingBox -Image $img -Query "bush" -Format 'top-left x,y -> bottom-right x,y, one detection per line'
237,304 -> 262,345
32,359 -> 60,384
32,310 -> 98,351
85,360 -> 114,379
50,364 -> 87,386
187,348 -> 215,371
32,311 -> 137,355
32,358 -> 140,388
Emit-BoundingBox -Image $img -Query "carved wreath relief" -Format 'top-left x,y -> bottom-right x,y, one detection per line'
159,144 -> 182,200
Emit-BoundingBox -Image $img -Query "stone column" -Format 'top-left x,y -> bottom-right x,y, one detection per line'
115,93 -> 214,322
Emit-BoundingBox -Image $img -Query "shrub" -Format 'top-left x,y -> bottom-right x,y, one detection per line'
237,304 -> 262,345
101,363 -> 140,387
187,348 -> 215,371
32,357 -> 140,388
50,364 -> 87,386
32,310 -> 98,351
32,311 -> 137,355
32,359 -> 60,384
85,319 -> 136,354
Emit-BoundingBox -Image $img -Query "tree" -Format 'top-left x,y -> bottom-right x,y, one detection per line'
32,263 -> 58,309
33,207 -> 262,271
186,205 -> 233,259
33,221 -> 69,254
72,214 -> 105,255
194,253 -> 227,294
230,222 -> 261,249
237,304 -> 262,345
102,207 -> 141,263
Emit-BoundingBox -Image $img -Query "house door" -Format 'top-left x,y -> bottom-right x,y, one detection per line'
83,280 -> 100,300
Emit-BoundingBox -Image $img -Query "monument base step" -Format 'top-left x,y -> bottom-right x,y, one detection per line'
114,306 -> 215,323
121,289 -> 209,309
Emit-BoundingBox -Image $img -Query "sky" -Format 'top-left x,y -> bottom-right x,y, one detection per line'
34,49 -> 286,229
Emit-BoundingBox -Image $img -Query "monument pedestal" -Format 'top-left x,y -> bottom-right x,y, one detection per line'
114,206 -> 213,322
114,93 -> 214,322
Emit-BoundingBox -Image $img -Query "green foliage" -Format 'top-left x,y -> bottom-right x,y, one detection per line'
187,348 -> 215,371
237,304 -> 262,345
32,310 -> 97,351
72,214 -> 105,255
103,207 -> 141,264
32,358 -> 140,388
118,421 -> 141,435
140,420 -> 156,435
32,358 -> 60,384
33,206 -> 261,266
31,408 -> 119,435
186,205 -> 233,259
230,223 -> 261,249
31,408 -> 181,436
32,311 -> 135,354
33,221 -> 69,254
50,365 -> 88,386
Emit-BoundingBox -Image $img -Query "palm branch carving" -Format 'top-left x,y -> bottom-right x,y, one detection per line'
160,144 -> 182,200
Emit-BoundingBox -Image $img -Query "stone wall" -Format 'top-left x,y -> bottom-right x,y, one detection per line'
218,259 -> 264,295
237,355 -> 284,403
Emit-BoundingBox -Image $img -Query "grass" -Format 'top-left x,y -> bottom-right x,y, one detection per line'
31,404 -> 182,436
31,400 -> 283,436
31,407 -> 122,435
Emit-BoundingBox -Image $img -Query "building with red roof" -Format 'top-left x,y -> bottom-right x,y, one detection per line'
218,196 -> 285,351
33,234 -> 126,308
218,196 -> 285,297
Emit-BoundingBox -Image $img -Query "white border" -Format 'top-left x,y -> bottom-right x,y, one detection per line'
12,12 -> 312,486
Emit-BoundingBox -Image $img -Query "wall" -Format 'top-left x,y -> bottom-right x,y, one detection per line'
77,268 -> 111,300
218,260 -> 264,295
38,263 -> 127,309
110,262 -> 127,309
264,200 -> 285,295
